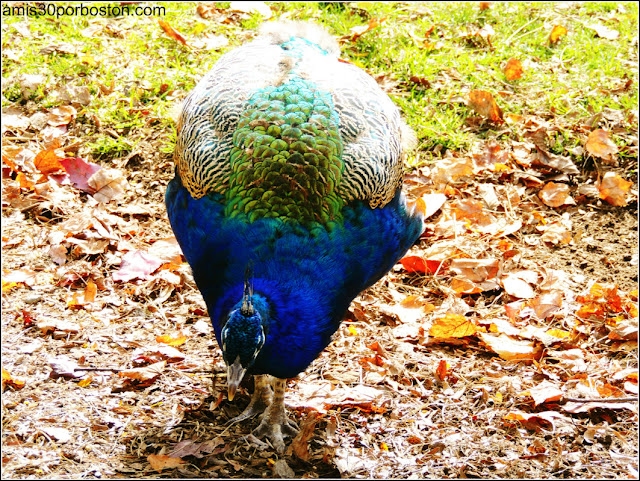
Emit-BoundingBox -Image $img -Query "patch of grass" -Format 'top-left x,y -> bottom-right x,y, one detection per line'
1,1 -> 637,165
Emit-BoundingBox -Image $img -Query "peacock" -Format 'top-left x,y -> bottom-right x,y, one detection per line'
165,21 -> 424,452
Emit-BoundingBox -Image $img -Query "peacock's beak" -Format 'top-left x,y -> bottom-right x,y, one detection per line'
227,357 -> 246,401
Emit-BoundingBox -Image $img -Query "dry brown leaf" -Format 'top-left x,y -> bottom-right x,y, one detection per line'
597,172 -> 631,206
147,454 -> 186,472
88,168 -> 128,202
479,332 -> 542,360
468,90 -> 504,122
502,271 -> 538,299
2,368 -> 26,390
530,291 -> 563,319
538,221 -> 572,245
113,250 -> 163,282
522,381 -> 564,406
538,181 -> 574,207
119,361 -> 167,382
431,153 -> 475,182
504,58 -> 523,81
292,411 -> 322,461
549,25 -> 568,45
450,258 -> 500,283
47,105 -> 77,126
504,410 -> 569,430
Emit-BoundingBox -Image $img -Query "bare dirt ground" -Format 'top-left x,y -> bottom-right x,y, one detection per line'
2,138 -> 638,478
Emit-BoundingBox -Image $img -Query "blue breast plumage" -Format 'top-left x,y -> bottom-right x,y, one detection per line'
165,21 -> 423,452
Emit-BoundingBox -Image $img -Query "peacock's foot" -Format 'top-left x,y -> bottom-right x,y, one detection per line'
233,376 -> 298,453
252,412 -> 299,453
226,374 -> 272,425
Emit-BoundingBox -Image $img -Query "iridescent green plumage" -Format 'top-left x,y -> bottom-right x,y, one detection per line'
226,78 -> 344,225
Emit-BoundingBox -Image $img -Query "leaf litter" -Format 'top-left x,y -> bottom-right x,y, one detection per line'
1,2 -> 638,479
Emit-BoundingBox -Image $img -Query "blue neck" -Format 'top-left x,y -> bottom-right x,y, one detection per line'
166,177 -> 422,378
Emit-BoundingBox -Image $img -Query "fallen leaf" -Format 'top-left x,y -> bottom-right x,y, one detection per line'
59,157 -> 102,193
88,168 -> 128,202
538,182 -> 574,207
549,25 -> 568,45
504,58 -> 523,81
479,332 -> 542,361
504,410 -> 569,430
468,90 -> 504,122
2,368 -> 26,390
585,129 -> 618,163
399,256 -> 444,274
47,105 -> 77,126
450,258 -> 500,283
147,453 -> 186,472
156,331 -> 188,347
292,411 -> 322,461
597,172 -> 631,206
158,19 -> 188,46
113,250 -> 163,282
33,148 -> 65,176
349,18 -> 384,41
430,313 -> 478,338
119,361 -> 167,382
522,381 -> 564,406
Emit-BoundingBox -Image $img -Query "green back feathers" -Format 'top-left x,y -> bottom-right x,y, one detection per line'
225,77 -> 344,225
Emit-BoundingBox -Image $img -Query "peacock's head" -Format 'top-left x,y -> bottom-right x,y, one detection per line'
221,288 -> 265,401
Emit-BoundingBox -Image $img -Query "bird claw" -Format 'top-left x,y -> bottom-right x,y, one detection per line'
252,416 -> 299,453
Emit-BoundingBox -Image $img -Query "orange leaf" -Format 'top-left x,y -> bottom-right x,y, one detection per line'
468,90 -> 504,122
2,368 -> 25,390
538,181 -> 573,207
156,332 -> 187,346
400,256 -> 443,274
597,172 -> 631,206
33,148 -> 65,176
430,313 -> 478,338
84,281 -> 97,303
158,19 -> 188,46
504,58 -> 523,81
478,2 -> 491,10
549,25 -> 568,45
148,454 -> 186,472
585,129 -> 618,162
435,359 -> 449,382
16,172 -> 35,190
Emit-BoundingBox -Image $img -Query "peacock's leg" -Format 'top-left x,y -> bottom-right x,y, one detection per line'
226,374 -> 272,424
251,377 -> 299,453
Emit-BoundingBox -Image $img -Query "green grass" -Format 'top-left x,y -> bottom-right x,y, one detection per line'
2,1 -> 637,164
